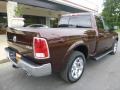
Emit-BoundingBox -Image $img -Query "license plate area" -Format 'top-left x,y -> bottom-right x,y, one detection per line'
9,51 -> 17,63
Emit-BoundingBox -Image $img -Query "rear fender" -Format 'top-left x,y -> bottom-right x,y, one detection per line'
62,40 -> 88,69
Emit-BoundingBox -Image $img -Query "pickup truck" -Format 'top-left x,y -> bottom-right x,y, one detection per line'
5,13 -> 118,83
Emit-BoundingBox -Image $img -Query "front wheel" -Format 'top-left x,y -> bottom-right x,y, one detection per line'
110,40 -> 118,55
61,51 -> 86,83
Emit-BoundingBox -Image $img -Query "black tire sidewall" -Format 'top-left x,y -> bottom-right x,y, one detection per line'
67,51 -> 86,83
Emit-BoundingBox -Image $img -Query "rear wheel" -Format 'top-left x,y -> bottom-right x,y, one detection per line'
61,51 -> 86,83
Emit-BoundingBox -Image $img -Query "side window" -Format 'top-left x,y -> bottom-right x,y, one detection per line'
95,16 -> 104,30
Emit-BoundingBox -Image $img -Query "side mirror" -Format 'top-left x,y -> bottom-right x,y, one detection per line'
109,28 -> 115,31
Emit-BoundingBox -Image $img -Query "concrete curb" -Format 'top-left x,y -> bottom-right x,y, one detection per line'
0,59 -> 9,64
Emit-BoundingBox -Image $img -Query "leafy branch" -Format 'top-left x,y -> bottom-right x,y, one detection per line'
14,6 -> 23,17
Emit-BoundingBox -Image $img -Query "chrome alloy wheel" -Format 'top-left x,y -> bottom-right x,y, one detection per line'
113,42 -> 118,53
71,57 -> 84,79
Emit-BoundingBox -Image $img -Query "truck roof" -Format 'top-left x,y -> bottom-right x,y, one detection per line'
62,12 -> 94,17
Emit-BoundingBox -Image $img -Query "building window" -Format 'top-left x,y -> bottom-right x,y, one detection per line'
23,15 -> 46,26
0,13 -> 7,23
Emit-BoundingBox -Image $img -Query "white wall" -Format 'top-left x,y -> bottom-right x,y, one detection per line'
7,1 -> 24,27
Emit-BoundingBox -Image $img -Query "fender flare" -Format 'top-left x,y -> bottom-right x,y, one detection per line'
62,40 -> 88,69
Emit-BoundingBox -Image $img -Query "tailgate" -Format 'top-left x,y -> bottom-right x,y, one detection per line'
7,28 -> 39,57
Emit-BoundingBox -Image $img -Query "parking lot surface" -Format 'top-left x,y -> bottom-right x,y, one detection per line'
0,35 -> 7,61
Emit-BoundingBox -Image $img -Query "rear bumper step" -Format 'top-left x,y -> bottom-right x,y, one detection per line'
5,47 -> 52,77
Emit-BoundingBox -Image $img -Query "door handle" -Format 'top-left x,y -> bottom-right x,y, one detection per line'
99,33 -> 104,37
99,33 -> 104,36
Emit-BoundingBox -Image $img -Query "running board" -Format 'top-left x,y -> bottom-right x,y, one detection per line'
95,50 -> 113,60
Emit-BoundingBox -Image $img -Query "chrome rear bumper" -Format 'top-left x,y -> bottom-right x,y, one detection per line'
5,47 -> 52,77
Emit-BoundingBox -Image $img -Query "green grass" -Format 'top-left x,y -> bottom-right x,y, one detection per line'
115,29 -> 120,32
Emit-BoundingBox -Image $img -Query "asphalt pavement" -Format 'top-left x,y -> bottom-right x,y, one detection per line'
0,35 -> 8,61
0,34 -> 120,90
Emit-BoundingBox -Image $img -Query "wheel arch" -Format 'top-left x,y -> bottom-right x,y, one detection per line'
74,44 -> 88,59
62,41 -> 88,68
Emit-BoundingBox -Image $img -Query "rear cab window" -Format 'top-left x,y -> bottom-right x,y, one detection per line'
59,14 -> 92,28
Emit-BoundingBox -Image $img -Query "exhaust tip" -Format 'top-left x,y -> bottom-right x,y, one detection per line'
12,64 -> 19,68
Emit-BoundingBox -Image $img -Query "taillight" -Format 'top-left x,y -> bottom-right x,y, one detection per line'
33,37 -> 50,59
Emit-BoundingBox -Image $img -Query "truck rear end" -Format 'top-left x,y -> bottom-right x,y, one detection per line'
5,28 -> 52,77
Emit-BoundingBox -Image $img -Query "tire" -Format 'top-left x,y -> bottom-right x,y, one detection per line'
61,51 -> 86,83
110,40 -> 118,55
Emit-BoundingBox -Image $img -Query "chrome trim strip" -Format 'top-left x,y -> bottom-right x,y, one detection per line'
95,50 -> 113,60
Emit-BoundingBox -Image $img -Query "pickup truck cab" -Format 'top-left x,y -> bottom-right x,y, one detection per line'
5,13 -> 118,83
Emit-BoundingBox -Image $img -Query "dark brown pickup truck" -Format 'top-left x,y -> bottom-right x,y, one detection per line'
5,13 -> 118,83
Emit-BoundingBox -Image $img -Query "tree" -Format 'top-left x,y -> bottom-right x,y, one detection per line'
102,0 -> 120,28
